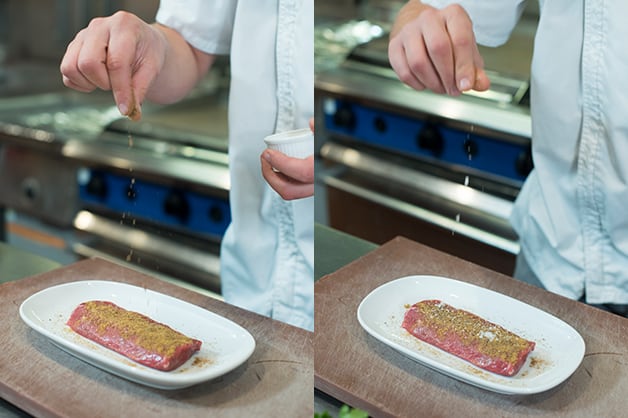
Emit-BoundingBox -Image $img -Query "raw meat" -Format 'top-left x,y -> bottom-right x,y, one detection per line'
67,300 -> 202,371
402,299 -> 535,376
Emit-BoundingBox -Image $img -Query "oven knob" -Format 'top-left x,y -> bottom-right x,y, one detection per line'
86,173 -> 108,199
164,191 -> 189,222
208,205 -> 224,223
516,147 -> 534,177
21,177 -> 40,201
333,105 -> 356,130
373,116 -> 387,133
417,124 -> 444,157
463,139 -> 478,158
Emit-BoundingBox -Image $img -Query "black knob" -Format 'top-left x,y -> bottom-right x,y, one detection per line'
417,124 -> 444,157
516,147 -> 534,177
463,139 -> 478,158
86,173 -> 108,199
208,205 -> 224,223
373,116 -> 387,133
333,104 -> 356,130
22,178 -> 39,201
164,191 -> 189,222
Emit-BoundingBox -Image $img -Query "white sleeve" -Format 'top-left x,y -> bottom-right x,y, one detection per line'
156,0 -> 237,55
422,0 -> 529,47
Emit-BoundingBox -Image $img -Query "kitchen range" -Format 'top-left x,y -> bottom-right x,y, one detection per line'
315,7 -> 536,275
0,66 -> 230,296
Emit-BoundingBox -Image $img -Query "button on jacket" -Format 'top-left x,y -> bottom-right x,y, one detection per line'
425,0 -> 628,304
157,0 -> 314,330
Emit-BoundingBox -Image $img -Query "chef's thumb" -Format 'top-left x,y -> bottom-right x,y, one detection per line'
473,68 -> 491,91
125,67 -> 156,121
470,47 -> 490,92
453,52 -> 482,93
114,88 -> 141,121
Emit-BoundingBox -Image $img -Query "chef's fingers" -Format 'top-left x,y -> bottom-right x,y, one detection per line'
73,18 -> 113,92
421,9 -> 457,95
443,4 -> 479,92
266,175 -> 314,200
472,48 -> 491,91
276,182 -> 314,201
60,33 -> 98,92
61,75 -> 95,92
261,157 -> 314,201
388,36 -> 426,91
106,18 -> 140,118
128,52 -> 163,121
262,151 -> 314,184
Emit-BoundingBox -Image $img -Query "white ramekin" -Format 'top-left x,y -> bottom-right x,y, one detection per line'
263,128 -> 314,159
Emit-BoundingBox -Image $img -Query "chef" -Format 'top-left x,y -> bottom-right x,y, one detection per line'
388,0 -> 628,316
60,0 -> 314,330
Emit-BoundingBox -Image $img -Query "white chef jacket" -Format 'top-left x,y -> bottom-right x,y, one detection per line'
156,0 -> 314,330
423,0 -> 628,304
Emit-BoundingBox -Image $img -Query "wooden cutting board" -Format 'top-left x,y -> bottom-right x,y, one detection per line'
0,258 -> 313,418
315,236 -> 628,417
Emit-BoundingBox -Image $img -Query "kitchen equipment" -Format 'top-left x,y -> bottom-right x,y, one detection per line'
0,68 -> 232,294
264,128 -> 314,159
315,17 -> 536,274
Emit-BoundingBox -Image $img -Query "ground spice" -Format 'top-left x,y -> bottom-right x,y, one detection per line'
411,300 -> 533,365
73,301 -> 194,359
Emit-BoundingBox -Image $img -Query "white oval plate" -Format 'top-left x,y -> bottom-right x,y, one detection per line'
19,280 -> 255,390
357,275 -> 585,395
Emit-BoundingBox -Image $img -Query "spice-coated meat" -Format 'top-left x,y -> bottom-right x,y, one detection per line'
402,299 -> 535,376
66,300 -> 202,371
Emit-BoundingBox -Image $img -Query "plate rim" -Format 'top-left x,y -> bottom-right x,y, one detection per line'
19,279 -> 256,390
356,274 -> 586,395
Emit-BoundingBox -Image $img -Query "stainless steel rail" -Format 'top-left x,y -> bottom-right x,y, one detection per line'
62,138 -> 231,193
73,210 -> 221,280
316,67 -> 532,140
320,142 -> 520,255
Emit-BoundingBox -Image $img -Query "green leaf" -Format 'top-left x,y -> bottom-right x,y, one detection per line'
338,405 -> 369,418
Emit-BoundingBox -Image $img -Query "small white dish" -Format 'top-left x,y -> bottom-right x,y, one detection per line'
264,128 -> 313,159
357,275 -> 585,395
19,280 -> 256,390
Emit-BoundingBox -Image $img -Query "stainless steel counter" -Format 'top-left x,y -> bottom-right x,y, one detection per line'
0,242 -> 61,285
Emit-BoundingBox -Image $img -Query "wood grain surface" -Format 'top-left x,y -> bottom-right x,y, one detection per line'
314,236 -> 628,418
0,258 -> 313,418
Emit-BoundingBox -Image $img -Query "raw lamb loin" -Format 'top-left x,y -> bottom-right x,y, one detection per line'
402,299 -> 535,376
67,300 -> 202,371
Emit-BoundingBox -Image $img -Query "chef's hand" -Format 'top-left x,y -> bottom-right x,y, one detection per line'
388,2 -> 490,96
261,153 -> 314,200
60,11 -> 212,120
260,119 -> 314,200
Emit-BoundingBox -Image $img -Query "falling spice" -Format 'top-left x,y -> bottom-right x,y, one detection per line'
125,112 -> 136,263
